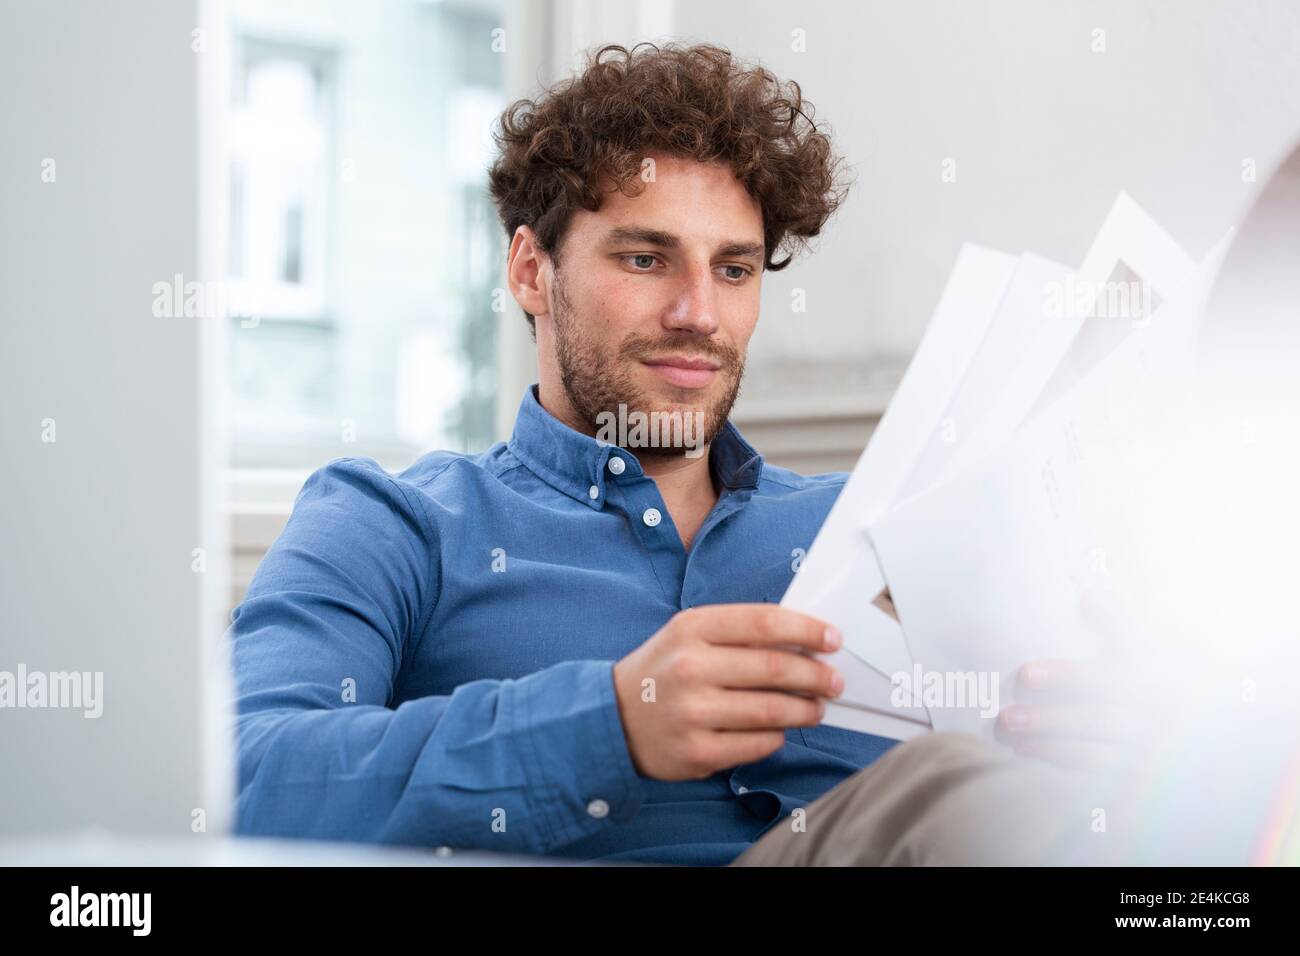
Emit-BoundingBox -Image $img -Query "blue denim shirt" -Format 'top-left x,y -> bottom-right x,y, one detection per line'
230,384 -> 897,864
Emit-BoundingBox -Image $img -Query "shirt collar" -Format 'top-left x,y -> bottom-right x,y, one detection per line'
507,384 -> 764,509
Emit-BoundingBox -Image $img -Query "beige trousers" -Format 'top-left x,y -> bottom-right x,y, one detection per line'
731,731 -> 1118,866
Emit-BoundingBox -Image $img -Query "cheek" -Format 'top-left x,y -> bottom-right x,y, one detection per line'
581,269 -> 641,318
596,283 -> 673,341
724,301 -> 760,350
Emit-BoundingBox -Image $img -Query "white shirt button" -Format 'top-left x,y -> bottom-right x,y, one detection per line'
736,786 -> 749,795
607,456 -> 626,475
586,799 -> 610,819
642,507 -> 661,527
588,484 -> 599,499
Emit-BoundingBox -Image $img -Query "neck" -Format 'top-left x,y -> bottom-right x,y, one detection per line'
536,382 -> 720,550
635,446 -> 720,551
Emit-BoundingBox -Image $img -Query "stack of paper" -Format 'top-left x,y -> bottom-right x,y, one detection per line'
784,193 -> 1232,741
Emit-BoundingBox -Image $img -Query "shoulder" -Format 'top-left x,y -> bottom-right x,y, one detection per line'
745,463 -> 851,538
755,462 -> 850,497
300,443 -> 513,506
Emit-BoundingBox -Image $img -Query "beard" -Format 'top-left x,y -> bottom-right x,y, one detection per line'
551,268 -> 745,456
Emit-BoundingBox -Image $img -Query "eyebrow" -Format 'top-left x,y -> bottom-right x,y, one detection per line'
602,226 -> 766,263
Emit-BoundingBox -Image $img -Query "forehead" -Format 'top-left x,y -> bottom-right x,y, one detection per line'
572,154 -> 763,240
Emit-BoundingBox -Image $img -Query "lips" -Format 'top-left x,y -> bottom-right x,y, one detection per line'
641,355 -> 722,389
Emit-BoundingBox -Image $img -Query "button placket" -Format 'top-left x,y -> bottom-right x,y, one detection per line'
614,477 -> 687,604
679,486 -> 755,602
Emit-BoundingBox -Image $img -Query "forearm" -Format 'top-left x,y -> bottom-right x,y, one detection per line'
234,659 -> 645,855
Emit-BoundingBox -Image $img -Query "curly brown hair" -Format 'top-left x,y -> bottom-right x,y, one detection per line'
487,41 -> 853,333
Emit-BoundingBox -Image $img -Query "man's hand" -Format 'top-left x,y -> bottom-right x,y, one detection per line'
997,658 -> 1140,771
613,604 -> 845,781
998,586 -> 1147,771
998,659 -> 1109,768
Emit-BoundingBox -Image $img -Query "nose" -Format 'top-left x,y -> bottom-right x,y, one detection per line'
660,260 -> 721,337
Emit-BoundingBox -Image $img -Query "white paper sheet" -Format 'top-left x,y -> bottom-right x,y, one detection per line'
868,230 -> 1229,738
785,193 -> 1220,740
782,244 -> 1020,726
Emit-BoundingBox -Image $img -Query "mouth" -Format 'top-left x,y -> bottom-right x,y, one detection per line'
641,355 -> 722,390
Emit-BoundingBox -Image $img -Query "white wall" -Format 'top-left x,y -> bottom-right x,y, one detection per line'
0,0 -> 229,838
671,0 -> 1300,387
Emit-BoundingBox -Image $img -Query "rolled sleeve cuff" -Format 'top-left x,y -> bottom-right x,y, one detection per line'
512,659 -> 646,852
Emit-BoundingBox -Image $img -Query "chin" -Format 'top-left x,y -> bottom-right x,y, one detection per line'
645,392 -> 714,422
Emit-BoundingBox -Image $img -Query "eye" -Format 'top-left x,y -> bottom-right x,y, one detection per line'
719,264 -> 752,282
621,253 -> 660,271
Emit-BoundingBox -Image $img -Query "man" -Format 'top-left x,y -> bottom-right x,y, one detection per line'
230,42 -> 1111,865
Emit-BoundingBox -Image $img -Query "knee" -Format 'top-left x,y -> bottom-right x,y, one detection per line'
897,730 -> 999,762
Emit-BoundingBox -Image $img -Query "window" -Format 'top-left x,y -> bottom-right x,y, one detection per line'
223,0 -> 505,472
228,44 -> 332,321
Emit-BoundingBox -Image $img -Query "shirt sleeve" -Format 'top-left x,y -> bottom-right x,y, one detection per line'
229,457 -> 646,856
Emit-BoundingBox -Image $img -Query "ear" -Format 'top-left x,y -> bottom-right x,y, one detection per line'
507,225 -> 551,318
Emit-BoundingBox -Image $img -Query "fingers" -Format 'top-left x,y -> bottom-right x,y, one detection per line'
997,702 -> 1131,742
694,730 -> 788,770
683,603 -> 840,654
1017,659 -> 1097,692
701,644 -> 844,698
1016,657 -> 1132,706
687,689 -> 827,731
